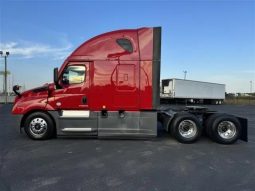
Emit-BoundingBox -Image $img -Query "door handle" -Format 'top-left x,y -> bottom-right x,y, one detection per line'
82,96 -> 87,104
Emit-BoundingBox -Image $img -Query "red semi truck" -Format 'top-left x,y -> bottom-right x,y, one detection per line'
12,27 -> 247,144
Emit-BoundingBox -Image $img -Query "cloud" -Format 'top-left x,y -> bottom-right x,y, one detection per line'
0,40 -> 73,60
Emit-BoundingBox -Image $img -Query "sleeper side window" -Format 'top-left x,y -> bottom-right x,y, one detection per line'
116,38 -> 133,53
62,65 -> 86,85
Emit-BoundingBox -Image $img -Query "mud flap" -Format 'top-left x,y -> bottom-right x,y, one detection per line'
238,117 -> 248,142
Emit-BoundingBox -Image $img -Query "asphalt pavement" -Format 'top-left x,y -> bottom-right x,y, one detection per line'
0,104 -> 254,191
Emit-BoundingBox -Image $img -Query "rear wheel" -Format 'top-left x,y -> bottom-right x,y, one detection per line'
205,114 -> 220,138
24,112 -> 55,140
170,113 -> 202,143
205,114 -> 241,144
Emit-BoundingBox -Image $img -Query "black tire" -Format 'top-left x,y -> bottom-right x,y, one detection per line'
206,114 -> 241,144
170,113 -> 202,143
205,114 -> 222,139
24,112 -> 55,140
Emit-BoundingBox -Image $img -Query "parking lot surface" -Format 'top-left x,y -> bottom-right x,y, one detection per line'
0,104 -> 255,191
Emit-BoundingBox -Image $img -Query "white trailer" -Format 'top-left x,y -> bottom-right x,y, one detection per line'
161,78 -> 225,104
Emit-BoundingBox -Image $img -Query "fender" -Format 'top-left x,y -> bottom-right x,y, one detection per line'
12,96 -> 48,115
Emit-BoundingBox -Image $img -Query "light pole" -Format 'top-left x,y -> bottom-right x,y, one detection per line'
0,51 -> 10,104
250,81 -> 253,94
183,70 -> 187,80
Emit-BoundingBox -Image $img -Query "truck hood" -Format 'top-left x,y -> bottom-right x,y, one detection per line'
12,83 -> 53,114
14,84 -> 50,104
23,84 -> 49,96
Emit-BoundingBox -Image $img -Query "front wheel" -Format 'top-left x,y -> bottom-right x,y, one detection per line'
24,112 -> 55,140
170,113 -> 202,143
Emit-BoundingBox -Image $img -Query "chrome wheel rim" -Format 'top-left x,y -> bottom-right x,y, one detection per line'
217,121 -> 236,139
178,120 -> 197,138
29,118 -> 48,138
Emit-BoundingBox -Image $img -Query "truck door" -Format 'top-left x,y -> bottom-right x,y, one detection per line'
51,62 -> 98,136
53,62 -> 90,109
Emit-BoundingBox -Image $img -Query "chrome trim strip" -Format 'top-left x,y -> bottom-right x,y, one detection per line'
61,110 -> 90,118
62,128 -> 92,132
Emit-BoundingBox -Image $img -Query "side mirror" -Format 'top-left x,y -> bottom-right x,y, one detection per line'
54,68 -> 61,89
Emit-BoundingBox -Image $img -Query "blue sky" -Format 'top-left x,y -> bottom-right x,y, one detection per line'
0,0 -> 254,93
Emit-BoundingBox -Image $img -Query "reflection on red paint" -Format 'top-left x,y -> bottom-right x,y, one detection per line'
12,27 -> 155,114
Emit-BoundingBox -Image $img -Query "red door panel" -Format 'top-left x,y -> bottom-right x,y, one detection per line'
49,62 -> 90,110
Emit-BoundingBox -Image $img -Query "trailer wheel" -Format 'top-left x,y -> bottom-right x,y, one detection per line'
206,114 -> 241,144
24,112 -> 55,140
170,113 -> 202,143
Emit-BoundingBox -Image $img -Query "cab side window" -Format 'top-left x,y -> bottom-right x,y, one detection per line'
62,65 -> 86,85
